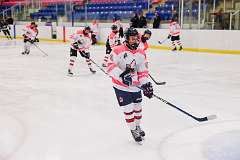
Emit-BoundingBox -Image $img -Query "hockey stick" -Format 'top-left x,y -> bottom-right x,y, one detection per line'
158,37 -> 169,44
33,43 -> 48,56
90,58 -> 217,123
152,94 -> 217,122
148,73 -> 166,85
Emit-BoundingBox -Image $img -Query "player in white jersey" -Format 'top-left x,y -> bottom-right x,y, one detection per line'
113,19 -> 124,38
22,22 -> 39,55
107,28 -> 154,144
68,26 -> 96,76
168,17 -> 183,51
102,24 -> 123,67
90,20 -> 99,45
138,29 -> 152,52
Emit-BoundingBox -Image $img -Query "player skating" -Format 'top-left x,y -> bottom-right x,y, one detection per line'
22,22 -> 39,55
0,19 -> 12,40
102,24 -> 123,67
138,29 -> 152,51
90,20 -> 99,45
168,17 -> 183,51
68,26 -> 96,76
107,28 -> 154,144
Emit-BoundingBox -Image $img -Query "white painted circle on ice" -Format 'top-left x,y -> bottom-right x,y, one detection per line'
0,114 -> 25,159
159,120 -> 240,160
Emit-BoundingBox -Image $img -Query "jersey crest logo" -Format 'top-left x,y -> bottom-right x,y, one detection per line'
119,97 -> 123,103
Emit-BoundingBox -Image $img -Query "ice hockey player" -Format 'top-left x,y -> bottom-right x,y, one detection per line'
168,17 -> 183,51
102,24 -> 123,67
107,27 -> 154,144
90,20 -> 99,45
68,26 -> 96,76
22,22 -> 39,55
139,29 -> 152,51
0,19 -> 12,40
113,18 -> 124,38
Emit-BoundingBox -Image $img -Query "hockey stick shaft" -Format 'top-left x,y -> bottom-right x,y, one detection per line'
33,43 -> 48,56
90,58 -> 216,122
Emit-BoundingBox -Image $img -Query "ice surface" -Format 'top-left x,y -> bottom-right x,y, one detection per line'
0,39 -> 240,160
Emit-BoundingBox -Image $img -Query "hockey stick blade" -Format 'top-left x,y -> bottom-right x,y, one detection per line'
207,114 -> 217,120
148,74 -> 166,85
153,94 -> 217,122
193,114 -> 217,122
155,81 -> 166,85
158,38 -> 168,45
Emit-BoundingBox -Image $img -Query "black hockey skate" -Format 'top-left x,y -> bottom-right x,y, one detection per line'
89,68 -> 96,74
131,129 -> 143,145
136,126 -> 145,138
179,46 -> 183,51
21,51 -> 29,55
172,47 -> 177,51
68,69 -> 73,76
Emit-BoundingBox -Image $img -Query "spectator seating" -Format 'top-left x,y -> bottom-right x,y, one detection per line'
146,0 -> 200,21
31,0 -> 149,20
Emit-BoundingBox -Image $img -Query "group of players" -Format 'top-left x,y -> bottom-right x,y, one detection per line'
6,18 -> 183,144
65,23 -> 154,144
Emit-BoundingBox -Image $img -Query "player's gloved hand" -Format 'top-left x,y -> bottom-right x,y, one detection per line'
73,42 -> 79,50
34,38 -> 39,42
117,39 -> 121,45
167,34 -> 171,39
141,82 -> 153,98
30,39 -> 34,44
80,51 -> 90,59
119,67 -> 134,86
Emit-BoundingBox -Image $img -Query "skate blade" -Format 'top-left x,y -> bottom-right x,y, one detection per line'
67,73 -> 73,77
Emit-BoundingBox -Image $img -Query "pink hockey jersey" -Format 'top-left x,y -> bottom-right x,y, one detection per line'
70,30 -> 91,52
23,25 -> 38,40
138,33 -> 149,51
107,44 -> 150,92
169,21 -> 181,36
108,31 -> 122,48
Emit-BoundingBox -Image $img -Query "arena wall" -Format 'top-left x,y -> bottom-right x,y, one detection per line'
4,24 -> 240,54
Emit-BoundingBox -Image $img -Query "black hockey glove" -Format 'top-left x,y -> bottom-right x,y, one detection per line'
167,34 -> 172,39
119,67 -> 134,86
34,38 -> 39,42
117,39 -> 121,45
141,82 -> 153,99
30,39 -> 35,44
72,42 -> 79,50
141,36 -> 147,43
79,51 -> 90,59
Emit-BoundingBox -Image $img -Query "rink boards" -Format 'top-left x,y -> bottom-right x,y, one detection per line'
1,23 -> 240,54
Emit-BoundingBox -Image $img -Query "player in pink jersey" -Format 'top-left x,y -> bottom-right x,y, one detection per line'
168,17 -> 183,51
21,22 -> 39,55
102,24 -> 123,67
107,28 -> 154,144
68,26 -> 96,76
138,29 -> 152,51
